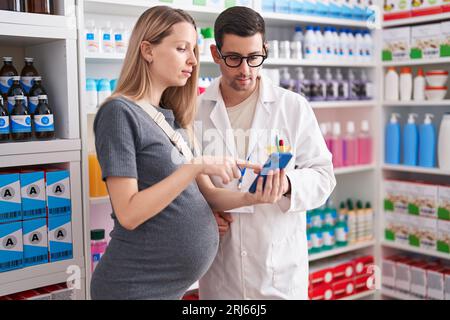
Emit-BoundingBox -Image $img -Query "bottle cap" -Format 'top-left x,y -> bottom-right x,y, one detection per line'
295,25 -> 302,33
38,95 -> 48,100
14,95 -> 25,101
407,113 -> 418,124
400,67 -> 412,74
33,76 -> 42,81
347,121 -> 355,134
12,76 -> 20,81
333,122 -> 341,135
390,113 -> 400,123
3,57 -> 12,62
361,120 -> 370,132
416,68 -> 424,77
424,113 -> 434,124
388,67 -> 397,72
24,57 -> 34,63
91,229 -> 105,241
320,123 -> 329,136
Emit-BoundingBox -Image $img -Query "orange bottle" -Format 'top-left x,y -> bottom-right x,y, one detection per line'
88,154 -> 108,197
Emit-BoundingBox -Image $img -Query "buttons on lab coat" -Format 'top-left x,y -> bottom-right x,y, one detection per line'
241,251 -> 247,257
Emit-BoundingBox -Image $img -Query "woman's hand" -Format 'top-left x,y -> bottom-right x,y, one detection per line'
214,211 -> 233,236
245,169 -> 288,205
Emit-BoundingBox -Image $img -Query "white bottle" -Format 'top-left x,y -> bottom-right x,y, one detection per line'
360,70 -> 373,100
413,68 -> 426,101
339,29 -> 349,60
315,27 -> 324,59
100,21 -> 114,53
279,41 -> 291,59
363,30 -> 373,62
385,67 -> 399,101
354,30 -> 364,62
331,27 -> 340,59
86,78 -> 98,111
400,67 -> 413,102
292,25 -> 304,44
85,20 -> 99,53
347,29 -> 356,60
438,113 -> 450,170
304,26 -> 316,60
324,27 -> 335,61
113,22 -> 128,54
97,78 -> 112,107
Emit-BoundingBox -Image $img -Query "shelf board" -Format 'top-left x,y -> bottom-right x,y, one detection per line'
381,287 -> 421,300
383,100 -> 450,107
85,52 -> 125,63
309,241 -> 376,262
262,12 -> 371,28
90,196 -> 110,205
381,241 -> 450,260
311,101 -> 376,109
382,57 -> 450,67
0,139 -> 81,157
340,290 -> 376,300
383,12 -> 450,28
334,164 -> 376,175
382,164 -> 450,176
0,150 -> 80,168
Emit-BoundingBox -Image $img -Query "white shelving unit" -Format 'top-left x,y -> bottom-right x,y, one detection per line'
382,57 -> 450,67
382,241 -> 450,260
0,0 -> 85,299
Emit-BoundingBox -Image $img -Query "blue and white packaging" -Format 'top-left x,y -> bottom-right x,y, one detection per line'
0,221 -> 23,272
20,171 -> 46,220
48,214 -> 72,262
23,218 -> 48,267
274,0 -> 290,13
45,170 -> 71,217
0,173 -> 22,223
261,0 -> 275,12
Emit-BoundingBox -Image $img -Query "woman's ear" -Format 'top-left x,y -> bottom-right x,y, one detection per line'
140,40 -> 154,64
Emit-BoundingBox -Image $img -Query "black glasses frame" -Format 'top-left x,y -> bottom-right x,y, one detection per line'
217,48 -> 268,68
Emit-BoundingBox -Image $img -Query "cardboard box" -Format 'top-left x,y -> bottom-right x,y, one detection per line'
444,268 -> 450,300
48,214 -> 73,262
427,264 -> 446,300
355,273 -> 374,293
437,219 -> 450,254
310,267 -> 334,287
384,180 -> 409,214
0,173 -> 22,223
333,260 -> 354,280
23,218 -> 48,267
0,221 -> 23,272
382,27 -> 411,61
50,283 -> 75,300
395,257 -> 413,292
45,170 -> 71,218
309,283 -> 334,300
411,23 -> 442,59
353,255 -> 374,276
383,0 -> 412,20
411,0 -> 443,16
408,182 -> 438,218
332,278 -> 355,299
20,171 -> 46,220
382,256 -> 402,289
410,261 -> 429,298
438,185 -> 450,221
411,216 -> 438,251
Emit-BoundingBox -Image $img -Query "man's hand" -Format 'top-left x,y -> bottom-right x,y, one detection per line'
214,211 -> 234,236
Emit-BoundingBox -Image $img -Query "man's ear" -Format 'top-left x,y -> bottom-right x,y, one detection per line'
140,40 -> 154,64
263,42 -> 269,56
210,44 -> 221,64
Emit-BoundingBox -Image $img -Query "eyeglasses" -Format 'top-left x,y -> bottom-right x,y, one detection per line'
217,48 -> 267,68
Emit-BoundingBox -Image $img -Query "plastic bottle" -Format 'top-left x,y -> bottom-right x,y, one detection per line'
438,113 -> 450,171
322,223 -> 335,251
354,30 -> 364,62
339,29 -> 349,60
10,95 -> 31,141
359,70 -> 373,100
0,57 -> 18,96
325,68 -> 338,101
400,67 -> 413,102
100,21 -> 114,53
343,121 -> 358,166
113,22 -> 128,54
321,122 -> 332,151
348,69 -> 360,101
385,67 -> 399,101
314,27 -> 324,59
346,199 -> 357,244
28,76 -> 47,115
335,202 -> 348,247
331,122 -> 344,168
97,78 -> 112,107
303,26 -> 316,60
346,29 -> 356,60
33,95 -> 55,140
364,201 -> 374,241
323,27 -> 334,61
363,30 -> 373,62
357,120 -> 372,165
86,78 -> 98,111
403,113 -> 419,166
336,68 -> 349,100
110,79 -> 118,92
310,68 -> 326,101
7,76 -> 27,113
294,67 -> 309,97
20,57 -> 38,95
413,68 -> 426,101
419,113 -> 436,168
280,67 -> 295,91
292,25 -> 304,44
91,229 -> 108,273
85,20 -> 99,53
385,113 -> 401,164
0,96 -> 10,141
356,200 -> 365,242
279,40 -> 291,59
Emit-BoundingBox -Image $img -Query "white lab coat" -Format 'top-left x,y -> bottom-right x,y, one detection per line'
195,75 -> 336,300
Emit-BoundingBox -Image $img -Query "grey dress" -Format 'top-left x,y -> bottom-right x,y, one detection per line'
90,97 -> 219,300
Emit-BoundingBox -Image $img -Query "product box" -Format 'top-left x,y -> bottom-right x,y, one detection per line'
353,255 -> 374,276
386,212 -> 410,245
20,171 -> 46,220
411,23 -> 442,59
444,0 -> 450,11
384,180 -> 409,214
354,273 -> 374,293
45,170 -> 71,217
408,182 -> 438,218
382,27 -> 411,61
23,218 -> 48,267
383,0 -> 412,20
48,283 -> 75,300
444,268 -> 450,300
438,185 -> 450,221
274,0 -> 290,13
410,261 -> 429,298
332,278 -> 355,299
0,221 -> 23,272
309,266 -> 334,286
427,264 -> 446,300
437,218 -> 450,254
441,21 -> 450,56
309,283 -> 334,300
0,173 -> 22,224
332,260 -> 354,280
413,216 -> 438,250
395,257 -> 413,292
411,0 -> 443,16
382,255 -> 403,288
48,214 -> 73,262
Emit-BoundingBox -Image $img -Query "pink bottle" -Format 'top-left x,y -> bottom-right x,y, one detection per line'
320,122 -> 332,152
91,229 -> 108,273
330,122 -> 344,168
343,121 -> 358,167
357,120 -> 373,165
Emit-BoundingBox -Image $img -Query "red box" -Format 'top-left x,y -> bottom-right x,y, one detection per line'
332,278 -> 356,299
310,267 -> 334,287
383,11 -> 412,21
411,6 -> 443,17
354,274 -> 374,293
395,257 -> 415,292
333,261 -> 354,280
444,3 -> 450,12
353,255 -> 374,276
309,283 -> 334,300
410,261 -> 429,298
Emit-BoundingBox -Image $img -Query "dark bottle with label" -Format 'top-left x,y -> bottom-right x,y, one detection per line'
0,57 -> 18,97
0,96 -> 10,141
33,94 -> 54,140
0,0 -> 25,11
10,95 -> 32,141
26,0 -> 53,14
20,57 -> 39,95
6,76 -> 26,114
28,76 -> 47,115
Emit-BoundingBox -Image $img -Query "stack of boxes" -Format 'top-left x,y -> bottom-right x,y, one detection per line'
308,254 -> 375,300
384,0 -> 450,20
0,282 -> 75,300
384,180 -> 450,256
0,168 -> 73,273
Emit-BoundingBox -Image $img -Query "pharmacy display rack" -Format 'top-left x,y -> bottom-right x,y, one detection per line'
0,0 -> 85,298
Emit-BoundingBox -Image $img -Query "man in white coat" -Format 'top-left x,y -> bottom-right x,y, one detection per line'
195,6 -> 336,299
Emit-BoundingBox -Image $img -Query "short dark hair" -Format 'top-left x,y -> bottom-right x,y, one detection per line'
214,6 -> 266,51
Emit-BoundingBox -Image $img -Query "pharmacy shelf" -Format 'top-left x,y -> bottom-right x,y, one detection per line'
341,290 -> 376,300
90,196 -> 110,205
382,164 -> 450,176
262,12 -> 371,28
334,164 -> 376,175
311,101 -> 376,109
0,150 -> 80,168
382,57 -> 450,67
309,241 -> 376,262
0,139 -> 81,157
383,12 -> 450,28
381,287 -> 421,300
382,241 -> 450,260
0,258 -> 85,297
383,100 -> 450,107
85,52 -> 126,63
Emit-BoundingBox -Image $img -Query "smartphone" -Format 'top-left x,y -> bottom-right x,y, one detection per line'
248,152 -> 293,194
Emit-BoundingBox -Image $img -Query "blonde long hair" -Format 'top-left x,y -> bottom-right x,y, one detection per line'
112,6 -> 199,129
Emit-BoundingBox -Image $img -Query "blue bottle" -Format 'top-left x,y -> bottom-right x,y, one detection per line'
385,113 -> 401,164
403,113 -> 419,166
419,113 -> 436,168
